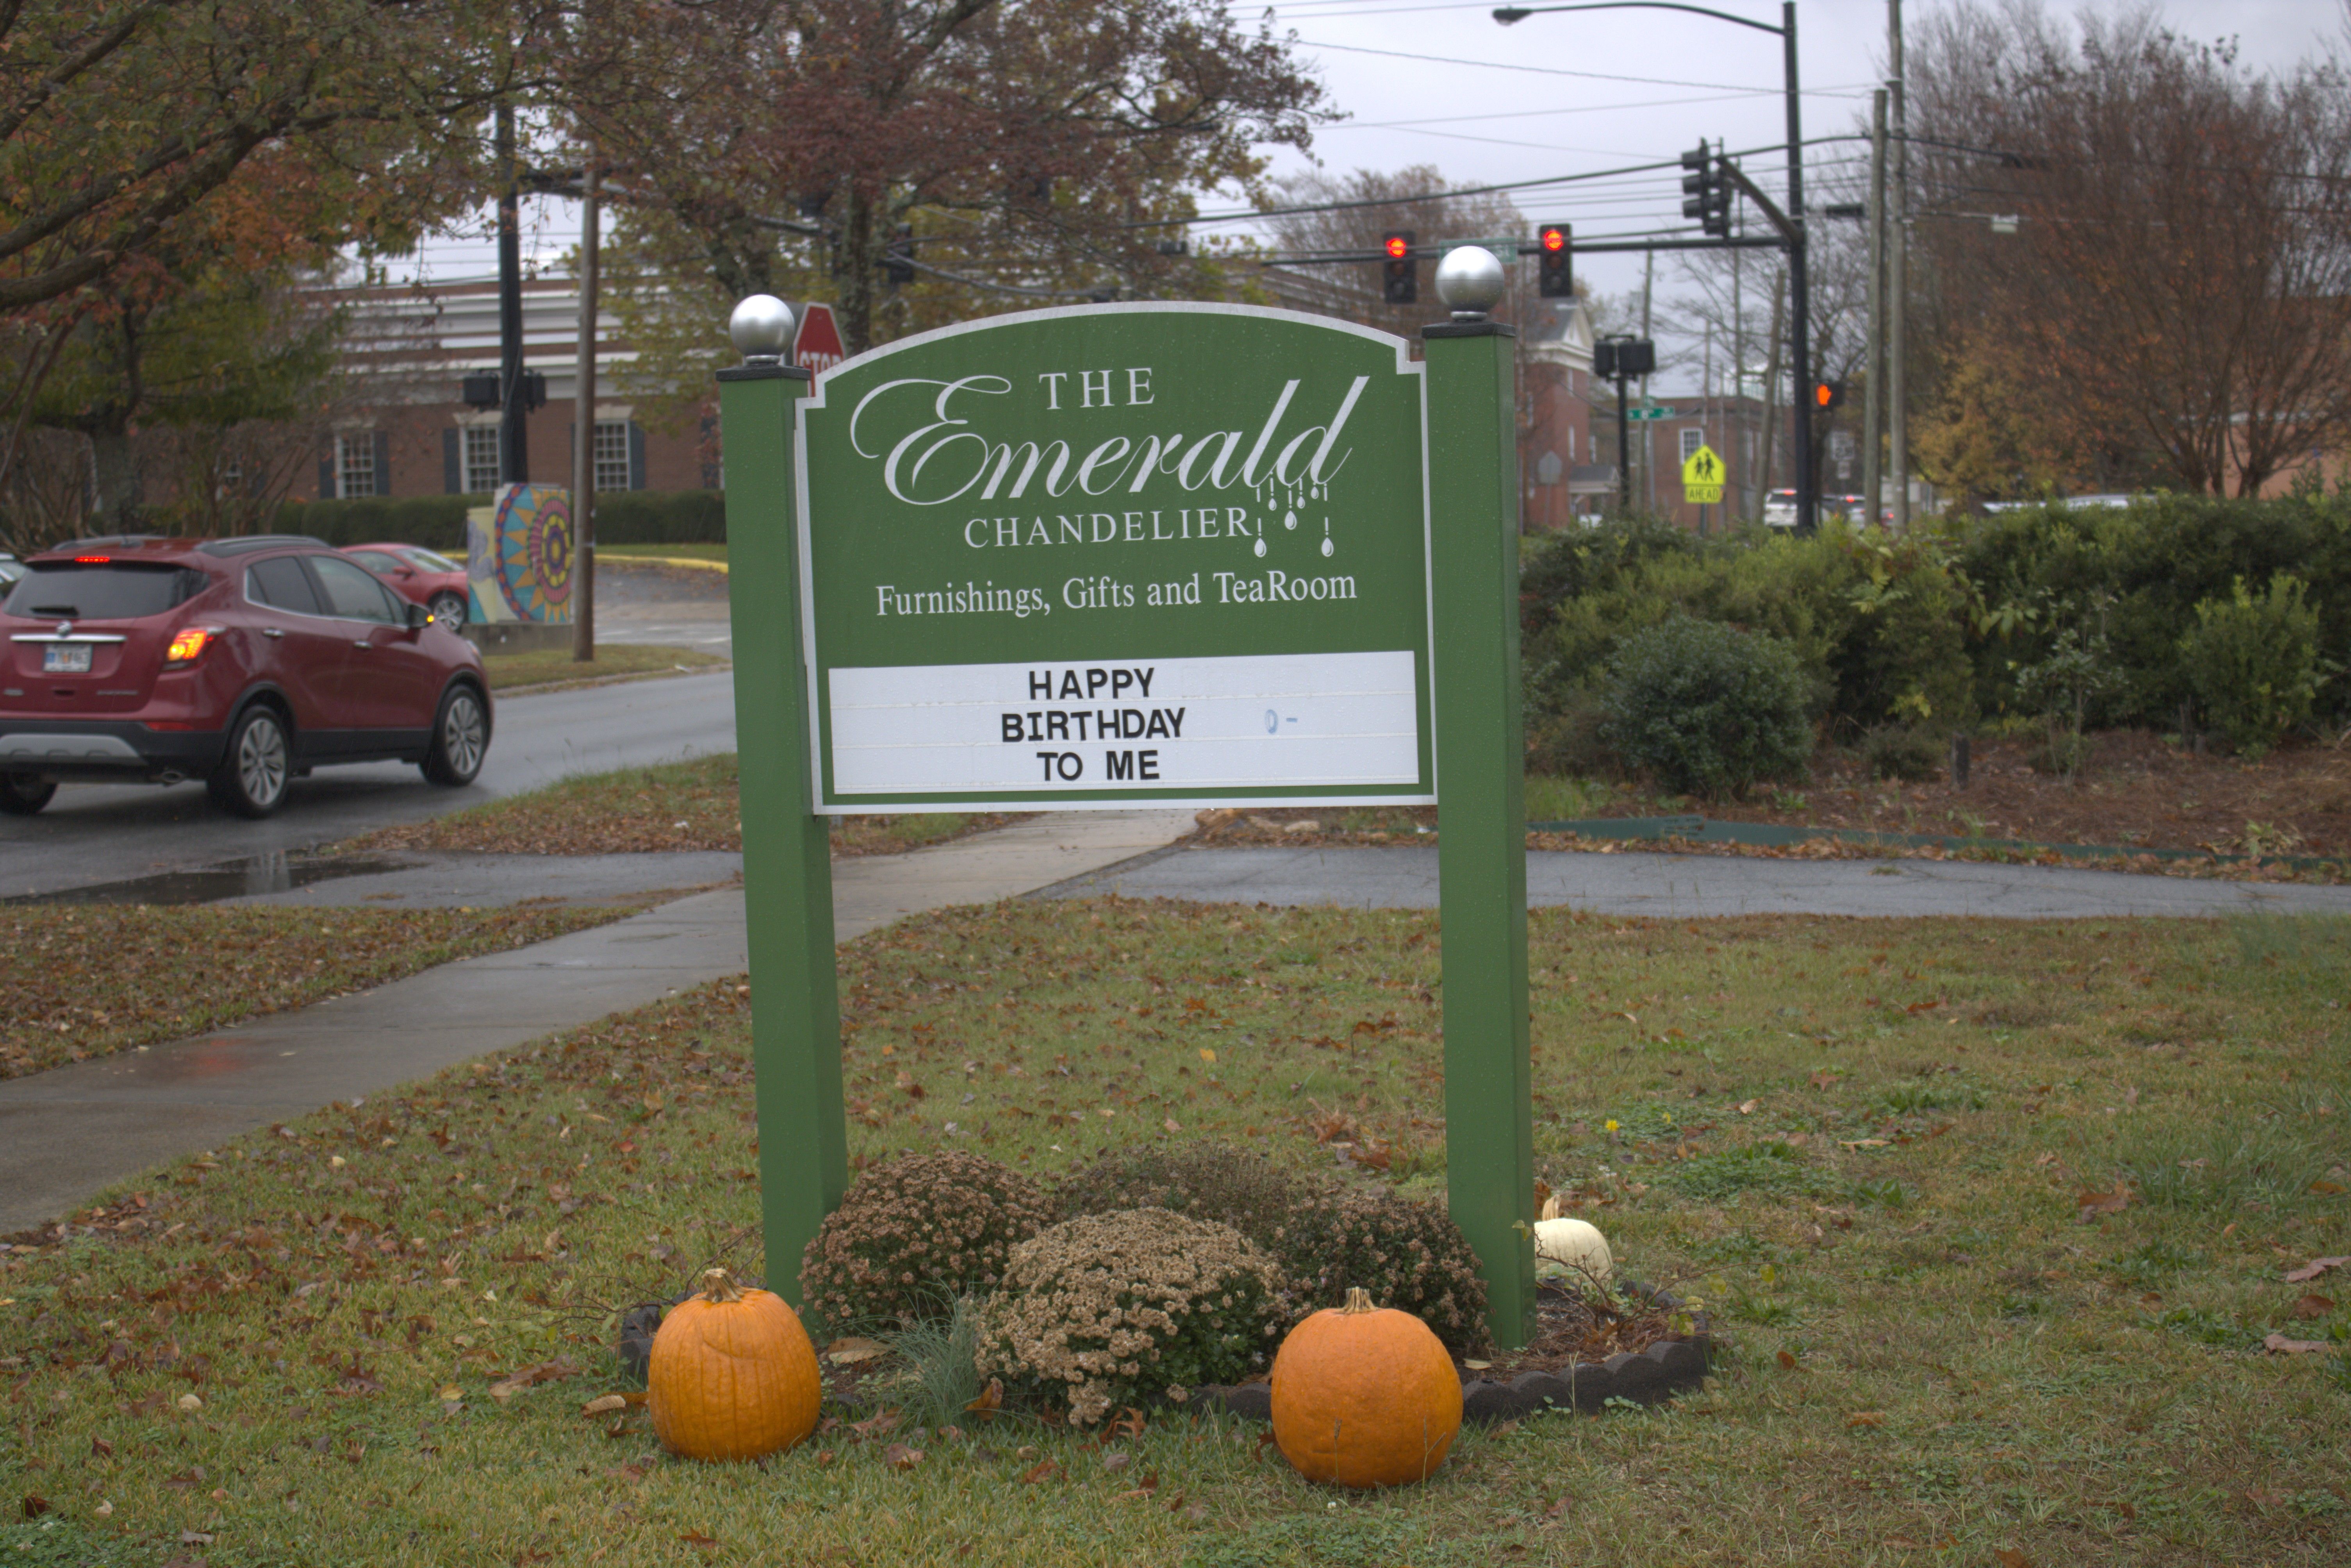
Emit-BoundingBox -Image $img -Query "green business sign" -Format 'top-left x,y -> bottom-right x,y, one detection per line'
792,303 -> 1434,810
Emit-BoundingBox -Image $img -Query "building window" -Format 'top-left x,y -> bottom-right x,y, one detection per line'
463,426 -> 500,493
337,433 -> 377,499
1679,426 -> 1704,466
593,420 -> 631,492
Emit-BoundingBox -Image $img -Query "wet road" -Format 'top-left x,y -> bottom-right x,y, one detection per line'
0,670 -> 738,899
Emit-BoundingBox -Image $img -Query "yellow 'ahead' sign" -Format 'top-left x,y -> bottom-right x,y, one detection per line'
1681,443 -> 1725,504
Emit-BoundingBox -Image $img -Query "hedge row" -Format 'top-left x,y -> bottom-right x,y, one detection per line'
271,489 -> 727,550
1521,492 -> 2351,774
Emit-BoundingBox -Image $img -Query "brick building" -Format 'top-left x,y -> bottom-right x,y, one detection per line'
320,277 -> 713,502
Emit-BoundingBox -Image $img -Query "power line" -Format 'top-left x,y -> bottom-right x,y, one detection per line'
1292,37 -> 1865,96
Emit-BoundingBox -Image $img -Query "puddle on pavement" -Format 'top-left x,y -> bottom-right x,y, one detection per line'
7,853 -> 417,907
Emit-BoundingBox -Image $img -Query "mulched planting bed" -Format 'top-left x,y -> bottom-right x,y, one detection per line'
1197,1282 -> 1709,1426
1194,730 -> 2351,880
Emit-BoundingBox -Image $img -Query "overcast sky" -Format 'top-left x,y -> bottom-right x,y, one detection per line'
390,0 -> 2343,390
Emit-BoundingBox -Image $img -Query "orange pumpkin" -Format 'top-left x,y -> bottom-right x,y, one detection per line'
648,1268 -> 822,1461
1269,1287 -> 1463,1488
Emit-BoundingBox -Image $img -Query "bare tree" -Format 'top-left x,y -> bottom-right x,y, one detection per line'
1907,1 -> 2351,497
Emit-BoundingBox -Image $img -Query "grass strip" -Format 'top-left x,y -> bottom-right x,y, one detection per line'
3,902 -> 2346,1564
0,902 -> 641,1080
478,644 -> 726,692
345,753 -> 1026,858
597,544 -> 728,566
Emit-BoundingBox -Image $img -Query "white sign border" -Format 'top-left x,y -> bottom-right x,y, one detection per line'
790,301 -> 1437,815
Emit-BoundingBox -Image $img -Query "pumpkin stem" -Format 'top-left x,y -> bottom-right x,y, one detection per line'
698,1267 -> 745,1304
1340,1287 -> 1376,1314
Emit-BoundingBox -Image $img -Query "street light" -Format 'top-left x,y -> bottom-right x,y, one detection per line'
1495,2 -> 1815,532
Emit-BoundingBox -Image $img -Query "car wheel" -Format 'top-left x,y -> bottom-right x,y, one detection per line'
421,683 -> 488,786
0,773 -> 57,816
209,705 -> 292,817
427,591 -> 467,628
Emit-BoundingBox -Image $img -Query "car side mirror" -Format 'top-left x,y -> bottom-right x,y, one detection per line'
406,602 -> 432,630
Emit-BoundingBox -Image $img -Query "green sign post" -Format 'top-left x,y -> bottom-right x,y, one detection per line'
718,259 -> 1535,1348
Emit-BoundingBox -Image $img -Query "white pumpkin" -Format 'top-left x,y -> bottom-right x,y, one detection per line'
1532,1196 -> 1613,1283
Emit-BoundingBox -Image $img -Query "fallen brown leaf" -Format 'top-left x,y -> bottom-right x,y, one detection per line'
2285,1256 -> 2351,1284
1994,1550 -> 2032,1568
2292,1293 -> 2335,1320
2076,1184 -> 2132,1222
581,1394 -> 628,1416
824,1336 -> 887,1366
1020,1459 -> 1062,1484
965,1377 -> 1003,1415
1846,1411 -> 1885,1428
883,1443 -> 923,1471
1776,1350 -> 1800,1370
2263,1332 -> 2330,1354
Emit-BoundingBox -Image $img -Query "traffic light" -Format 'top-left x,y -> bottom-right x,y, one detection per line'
883,225 -> 915,289
1536,222 -> 1573,298
1813,379 -> 1845,411
1681,143 -> 1730,237
1381,230 -> 1416,305
1593,336 -> 1655,381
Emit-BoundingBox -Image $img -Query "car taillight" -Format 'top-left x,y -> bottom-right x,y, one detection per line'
165,626 -> 222,666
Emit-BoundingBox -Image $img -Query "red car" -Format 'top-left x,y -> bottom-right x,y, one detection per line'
0,533 -> 492,818
344,542 -> 471,628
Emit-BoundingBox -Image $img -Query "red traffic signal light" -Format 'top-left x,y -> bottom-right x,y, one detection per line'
1813,379 -> 1845,410
1381,230 -> 1416,304
1536,222 -> 1572,299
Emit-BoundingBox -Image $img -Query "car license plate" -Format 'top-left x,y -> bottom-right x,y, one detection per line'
42,644 -> 92,674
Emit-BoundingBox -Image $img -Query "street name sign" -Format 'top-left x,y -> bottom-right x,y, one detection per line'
1681,442 -> 1725,505
794,305 -> 1434,810
1624,405 -> 1676,421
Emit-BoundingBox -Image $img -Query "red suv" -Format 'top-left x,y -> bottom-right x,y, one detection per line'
1,534 -> 492,817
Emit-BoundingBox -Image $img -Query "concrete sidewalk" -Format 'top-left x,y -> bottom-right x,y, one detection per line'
1043,843 -> 2351,920
0,810 -> 1192,1234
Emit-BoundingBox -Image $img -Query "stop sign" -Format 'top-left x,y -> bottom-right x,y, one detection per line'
793,303 -> 846,374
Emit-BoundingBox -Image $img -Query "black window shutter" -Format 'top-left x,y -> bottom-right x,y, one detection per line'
628,422 -> 647,491
442,428 -> 461,494
373,430 -> 391,497
318,449 -> 336,500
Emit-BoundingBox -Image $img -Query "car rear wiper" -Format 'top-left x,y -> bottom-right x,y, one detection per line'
28,604 -> 78,616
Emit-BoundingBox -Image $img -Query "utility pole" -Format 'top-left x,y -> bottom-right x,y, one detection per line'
1732,209 -> 1745,520
1889,0 -> 1910,530
1640,248 -> 1654,512
571,155 -> 600,663
1862,87 -> 1887,529
495,98 -> 528,487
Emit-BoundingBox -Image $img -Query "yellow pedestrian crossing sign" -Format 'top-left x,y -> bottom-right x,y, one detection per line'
1681,443 -> 1725,505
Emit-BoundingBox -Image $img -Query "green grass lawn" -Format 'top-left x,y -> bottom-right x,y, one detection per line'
0,903 -> 637,1079
478,643 -> 727,692
4,902 -> 2346,1565
344,753 -> 1024,858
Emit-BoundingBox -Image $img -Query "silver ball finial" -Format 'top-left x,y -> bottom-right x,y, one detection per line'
1434,246 -> 1507,321
729,295 -> 795,364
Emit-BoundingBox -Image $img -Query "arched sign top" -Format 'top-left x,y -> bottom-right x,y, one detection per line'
788,303 -> 1435,813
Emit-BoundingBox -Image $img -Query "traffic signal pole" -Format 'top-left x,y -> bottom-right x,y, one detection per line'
1782,0 -> 1814,533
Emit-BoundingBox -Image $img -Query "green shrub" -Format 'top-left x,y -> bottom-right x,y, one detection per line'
2179,573 -> 2324,757
275,489 -> 726,551
1272,1185 -> 1489,1354
1860,722 -> 1943,782
797,1151 -> 1052,1331
1601,615 -> 1814,799
1051,1142 -> 1301,1245
975,1208 -> 1287,1424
